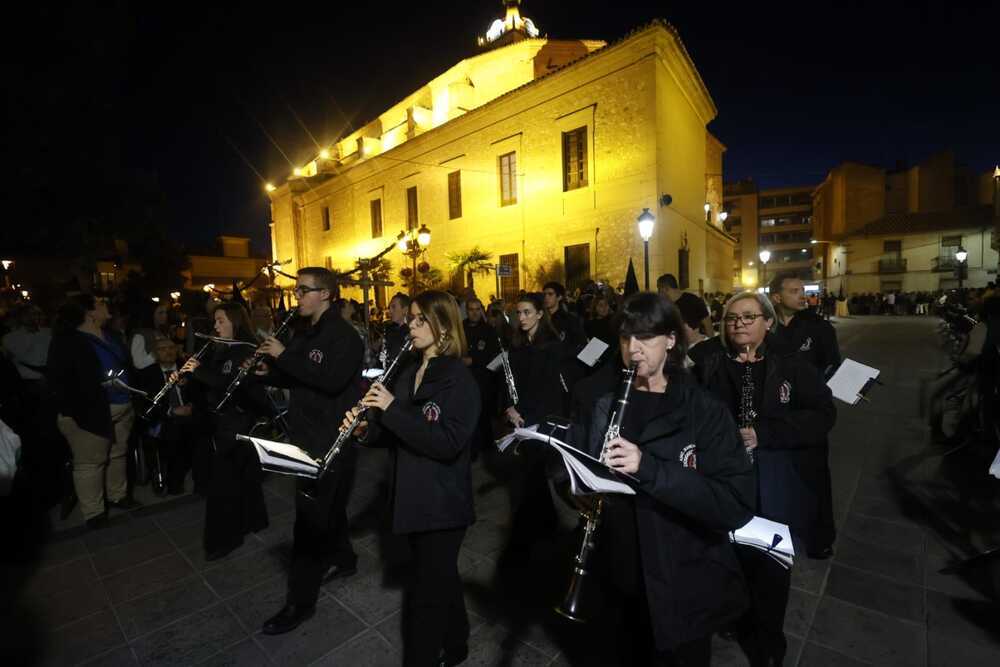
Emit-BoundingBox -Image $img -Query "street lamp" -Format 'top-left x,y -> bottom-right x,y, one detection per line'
637,208 -> 655,290
704,202 -> 711,223
398,225 -> 432,295
759,249 -> 772,289
955,246 -> 968,289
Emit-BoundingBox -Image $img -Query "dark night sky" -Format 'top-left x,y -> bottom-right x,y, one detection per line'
6,1 -> 999,256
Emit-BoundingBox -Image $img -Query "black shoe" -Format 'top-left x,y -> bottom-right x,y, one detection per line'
261,604 -> 315,635
807,546 -> 834,560
439,644 -> 469,666
321,562 -> 358,584
107,497 -> 143,511
86,514 -> 109,530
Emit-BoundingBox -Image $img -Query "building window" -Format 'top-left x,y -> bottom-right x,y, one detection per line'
498,151 -> 517,206
499,253 -> 519,302
324,256 -> 332,270
406,186 -> 418,229
448,171 -> 462,219
678,248 -> 690,289
761,218 -> 776,227
883,240 -> 902,254
370,199 -> 383,238
562,127 -> 588,191
564,243 -> 590,293
322,206 -> 331,232
941,235 -> 962,248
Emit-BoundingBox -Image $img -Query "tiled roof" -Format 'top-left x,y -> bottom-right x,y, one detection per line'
846,205 -> 995,238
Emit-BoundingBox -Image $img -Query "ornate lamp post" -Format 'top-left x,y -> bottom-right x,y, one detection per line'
637,208 -> 655,291
397,224 -> 432,295
954,246 -> 968,289
758,249 -> 772,290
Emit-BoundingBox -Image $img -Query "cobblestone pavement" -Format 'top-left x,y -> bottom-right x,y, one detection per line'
12,316 -> 1000,665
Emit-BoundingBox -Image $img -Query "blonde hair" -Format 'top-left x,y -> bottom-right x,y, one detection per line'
720,291 -> 776,351
413,290 -> 467,358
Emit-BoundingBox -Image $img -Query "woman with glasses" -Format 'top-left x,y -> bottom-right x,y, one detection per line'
175,301 -> 270,560
344,290 -> 479,666
567,292 -> 754,665
689,291 -> 836,667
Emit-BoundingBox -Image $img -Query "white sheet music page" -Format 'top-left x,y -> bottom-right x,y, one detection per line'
827,358 -> 880,405
577,338 -> 609,367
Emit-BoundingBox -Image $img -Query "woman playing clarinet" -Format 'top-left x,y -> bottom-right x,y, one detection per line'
574,292 -> 754,666
175,302 -> 269,561
343,290 -> 480,666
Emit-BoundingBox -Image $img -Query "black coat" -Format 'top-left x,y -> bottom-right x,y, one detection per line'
368,355 -> 480,534
462,319 -> 500,370
504,335 -> 568,426
770,309 -> 841,378
191,343 -> 270,450
136,364 -> 201,436
47,330 -> 128,439
263,308 -> 364,458
693,336 -> 837,551
573,371 -> 754,651
382,320 -> 410,366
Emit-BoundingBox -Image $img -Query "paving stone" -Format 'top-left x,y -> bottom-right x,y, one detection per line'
149,499 -> 208,530
784,587 -> 819,639
927,630 -> 1000,667
790,554 -> 830,595
182,535 -> 268,571
852,494 -> 921,526
116,574 -> 219,639
808,596 -> 926,666
263,488 -> 295,516
25,554 -> 97,598
130,603 -> 246,666
224,573 -> 291,630
463,518 -> 508,558
94,531 -> 176,577
164,519 -> 204,550
84,517 -> 162,553
709,634 -> 748,667
825,563 -> 924,623
38,609 -> 125,667
464,620 -> 552,666
833,534 -> 923,585
923,536 -> 993,600
195,638 -> 270,666
80,645 -> 138,666
102,552 -> 194,604
840,513 -> 925,556
374,608 -> 486,652
29,576 -> 110,629
327,552 -> 405,625
785,633 -> 804,665
925,590 -> 1000,652
203,545 -> 289,598
797,641 -> 871,665
313,630 -> 401,666
38,536 -> 89,569
254,595 -> 367,666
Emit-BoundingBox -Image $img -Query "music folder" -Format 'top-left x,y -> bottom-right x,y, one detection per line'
237,434 -> 320,479
730,516 -> 795,568
827,358 -> 880,405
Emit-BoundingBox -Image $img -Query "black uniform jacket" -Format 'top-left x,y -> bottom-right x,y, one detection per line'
263,308 -> 364,458
770,309 -> 841,378
136,363 -> 200,435
573,371 -> 754,650
191,343 -> 270,452
365,355 -> 481,535
47,330 -> 126,439
504,336 -> 569,426
693,336 -> 837,550
462,319 -> 500,371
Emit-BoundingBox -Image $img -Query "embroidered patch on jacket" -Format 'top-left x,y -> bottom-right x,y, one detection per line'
221,360 -> 232,375
679,443 -> 698,469
309,349 -> 324,364
778,380 -> 792,404
477,339 -> 486,351
422,401 -> 441,422
799,336 -> 813,352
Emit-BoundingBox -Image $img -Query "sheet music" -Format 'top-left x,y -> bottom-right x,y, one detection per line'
827,358 -> 880,405
731,516 -> 795,568
577,338 -> 609,367
509,426 -> 636,495
487,351 -> 506,372
990,447 -> 1000,480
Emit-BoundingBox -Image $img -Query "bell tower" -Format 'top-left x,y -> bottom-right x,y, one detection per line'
478,0 -> 541,48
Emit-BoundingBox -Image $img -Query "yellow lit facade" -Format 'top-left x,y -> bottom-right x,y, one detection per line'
267,20 -> 735,301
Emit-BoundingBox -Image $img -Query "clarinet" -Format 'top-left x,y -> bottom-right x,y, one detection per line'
555,363 -> 637,623
142,338 -> 213,420
498,334 -> 518,406
215,308 -> 297,412
315,337 -> 414,479
738,345 -> 759,464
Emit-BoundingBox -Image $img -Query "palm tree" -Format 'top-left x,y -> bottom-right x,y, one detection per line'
447,246 -> 494,290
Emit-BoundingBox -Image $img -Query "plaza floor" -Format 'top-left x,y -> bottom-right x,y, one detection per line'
10,316 -> 1000,665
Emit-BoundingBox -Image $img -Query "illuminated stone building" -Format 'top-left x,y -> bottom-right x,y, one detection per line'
814,151 -> 999,293
266,5 -> 734,302
723,181 -> 817,289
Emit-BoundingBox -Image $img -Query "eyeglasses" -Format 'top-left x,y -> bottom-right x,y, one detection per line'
723,313 -> 766,326
293,285 -> 325,297
406,313 -> 427,327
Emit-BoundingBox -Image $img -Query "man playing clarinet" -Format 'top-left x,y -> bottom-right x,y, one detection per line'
254,267 -> 365,635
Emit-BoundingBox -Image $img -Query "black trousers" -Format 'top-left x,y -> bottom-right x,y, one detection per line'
734,545 -> 791,667
608,583 -> 712,667
403,526 -> 469,667
287,469 -> 356,607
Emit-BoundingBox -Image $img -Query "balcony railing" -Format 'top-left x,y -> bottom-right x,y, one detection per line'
877,258 -> 907,273
931,256 -> 959,272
